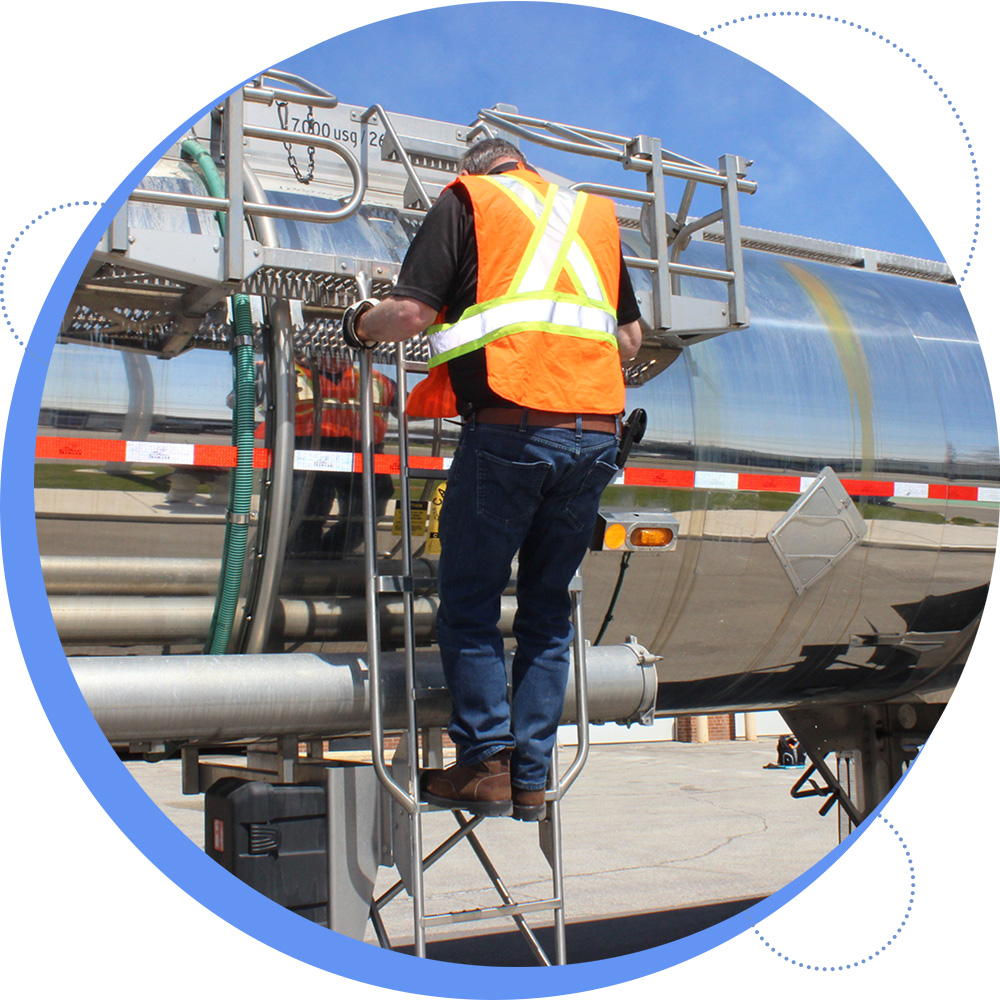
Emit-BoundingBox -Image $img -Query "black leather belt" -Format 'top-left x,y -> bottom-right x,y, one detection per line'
473,407 -> 619,433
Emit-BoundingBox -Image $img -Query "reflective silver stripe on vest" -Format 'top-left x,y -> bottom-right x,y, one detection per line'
428,298 -> 617,363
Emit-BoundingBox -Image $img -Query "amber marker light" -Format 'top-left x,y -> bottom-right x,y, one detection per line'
604,523 -> 628,549
631,526 -> 673,548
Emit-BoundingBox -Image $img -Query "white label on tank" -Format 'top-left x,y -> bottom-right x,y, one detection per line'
894,482 -> 929,498
125,441 -> 195,465
294,450 -> 355,472
694,470 -> 739,490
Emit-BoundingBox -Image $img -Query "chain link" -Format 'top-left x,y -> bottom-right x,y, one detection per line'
276,101 -> 317,184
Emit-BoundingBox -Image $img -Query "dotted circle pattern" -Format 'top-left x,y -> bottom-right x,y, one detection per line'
752,815 -> 916,970
2,201 -> 103,350
703,12 -> 980,282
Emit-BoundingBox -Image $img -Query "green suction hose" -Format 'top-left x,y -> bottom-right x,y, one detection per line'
180,138 -> 257,654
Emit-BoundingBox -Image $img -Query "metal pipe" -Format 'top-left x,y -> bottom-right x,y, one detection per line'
68,643 -> 657,744
557,584 -> 590,797
476,111 -> 624,164
622,254 -> 735,282
480,110 -> 632,146
49,595 -> 513,645
133,123 -> 367,224
247,70 -> 339,108
569,182 -> 654,203
669,210 -> 724,263
240,165 -> 294,653
129,189 -> 364,225
41,555 -> 439,596
243,127 -> 366,216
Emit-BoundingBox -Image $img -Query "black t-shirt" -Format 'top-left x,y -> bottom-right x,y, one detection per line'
391,162 -> 641,413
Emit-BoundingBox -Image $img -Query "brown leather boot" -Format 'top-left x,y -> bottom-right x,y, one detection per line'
512,788 -> 547,822
421,750 -> 512,817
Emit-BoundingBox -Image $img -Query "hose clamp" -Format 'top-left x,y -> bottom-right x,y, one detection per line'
227,511 -> 252,525
232,333 -> 254,348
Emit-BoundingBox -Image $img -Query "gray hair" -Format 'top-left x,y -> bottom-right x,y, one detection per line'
459,138 -> 527,175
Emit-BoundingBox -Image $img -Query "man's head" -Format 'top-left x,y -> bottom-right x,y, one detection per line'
459,138 -> 528,176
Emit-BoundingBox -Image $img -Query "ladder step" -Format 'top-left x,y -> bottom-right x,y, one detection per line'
423,898 -> 562,928
406,468 -> 449,481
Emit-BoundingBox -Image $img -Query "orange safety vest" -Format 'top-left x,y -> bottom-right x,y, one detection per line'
407,166 -> 625,418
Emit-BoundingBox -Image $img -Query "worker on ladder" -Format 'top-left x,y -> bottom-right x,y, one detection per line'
343,138 -> 642,820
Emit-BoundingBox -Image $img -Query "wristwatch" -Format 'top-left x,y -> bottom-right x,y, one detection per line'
341,298 -> 380,350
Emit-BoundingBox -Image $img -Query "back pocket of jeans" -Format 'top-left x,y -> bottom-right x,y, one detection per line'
476,451 -> 550,528
565,458 -> 619,531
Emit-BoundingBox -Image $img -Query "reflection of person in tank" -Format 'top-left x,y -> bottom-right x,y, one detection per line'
255,360 -> 396,555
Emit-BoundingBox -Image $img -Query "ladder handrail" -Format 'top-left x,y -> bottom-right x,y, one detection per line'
126,94 -> 367,241
245,69 -> 341,109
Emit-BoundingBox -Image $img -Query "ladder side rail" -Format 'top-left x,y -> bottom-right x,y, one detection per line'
643,136 -> 671,331
555,579 -> 590,797
720,153 -> 749,327
546,742 -> 568,965
393,339 -> 429,955
238,162 -> 295,655
361,343 -> 429,955
360,345 -> 417,815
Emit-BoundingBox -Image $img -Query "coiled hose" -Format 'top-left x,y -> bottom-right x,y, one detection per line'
180,138 -> 257,654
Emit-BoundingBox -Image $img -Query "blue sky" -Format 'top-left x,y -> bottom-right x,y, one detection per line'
278,3 -> 940,260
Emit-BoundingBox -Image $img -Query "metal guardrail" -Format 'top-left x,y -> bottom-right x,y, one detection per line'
469,107 -> 755,337
127,76 -> 366,268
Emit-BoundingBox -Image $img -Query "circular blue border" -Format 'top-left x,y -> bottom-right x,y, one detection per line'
0,45 -> 919,1000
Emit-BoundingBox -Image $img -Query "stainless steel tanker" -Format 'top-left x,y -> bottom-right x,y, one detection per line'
37,74 -> 998,821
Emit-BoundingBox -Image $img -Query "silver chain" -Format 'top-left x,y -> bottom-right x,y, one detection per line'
276,101 -> 316,184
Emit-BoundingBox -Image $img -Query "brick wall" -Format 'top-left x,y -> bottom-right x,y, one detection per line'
675,713 -> 736,743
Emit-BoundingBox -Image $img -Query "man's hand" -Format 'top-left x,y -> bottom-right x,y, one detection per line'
617,320 -> 642,362
341,299 -> 380,350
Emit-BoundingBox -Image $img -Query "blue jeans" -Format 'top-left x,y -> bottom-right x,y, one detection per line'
436,417 -> 619,791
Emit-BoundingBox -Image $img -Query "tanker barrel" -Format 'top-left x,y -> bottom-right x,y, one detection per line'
68,643 -> 658,745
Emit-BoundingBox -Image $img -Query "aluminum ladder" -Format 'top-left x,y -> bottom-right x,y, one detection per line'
357,341 -> 593,965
